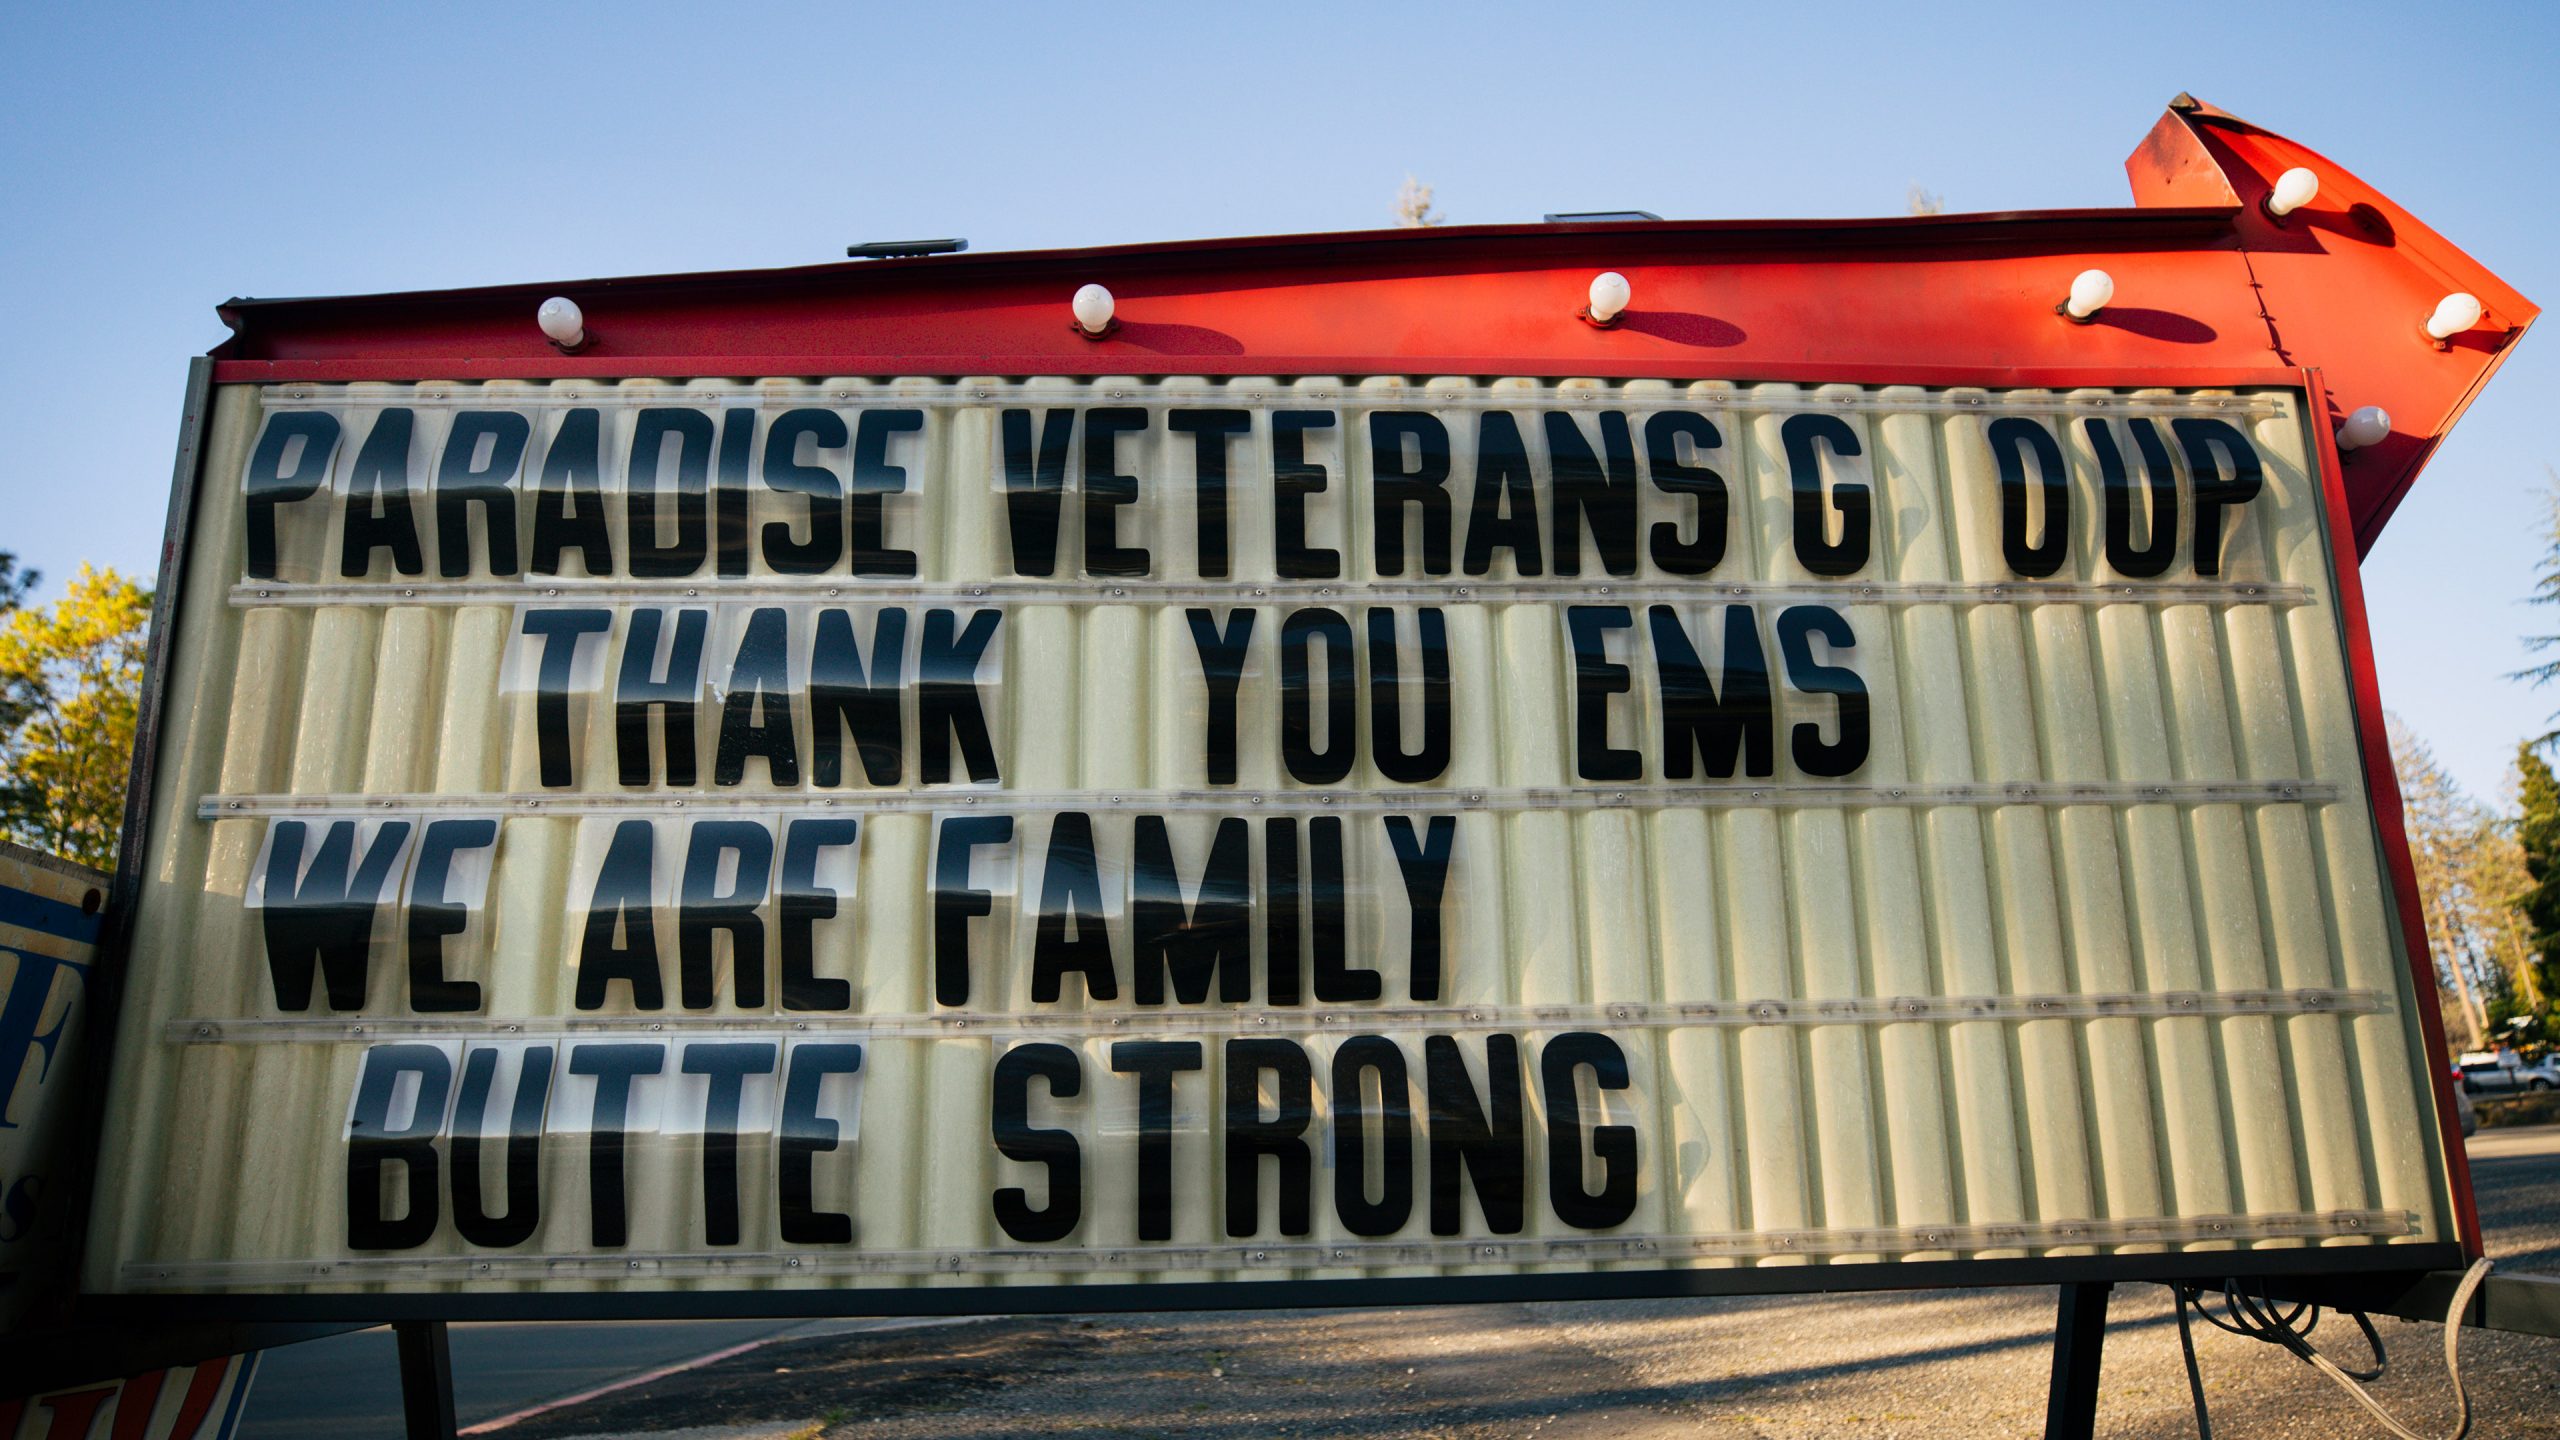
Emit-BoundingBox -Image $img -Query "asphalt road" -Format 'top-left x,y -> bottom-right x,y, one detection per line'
233,1319 -> 920,1438
233,1124 -> 2560,1438
2462,1120 -> 2560,1274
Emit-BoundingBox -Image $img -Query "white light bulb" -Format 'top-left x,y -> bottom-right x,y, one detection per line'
1071,283 -> 1116,336
2064,269 -> 2115,321
2266,167 -> 2320,218
536,296 -> 585,349
2426,292 -> 2484,341
1587,271 -> 1631,324
2335,405 -> 2391,451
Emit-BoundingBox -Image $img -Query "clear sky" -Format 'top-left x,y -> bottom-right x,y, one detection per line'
2,0 -> 2552,799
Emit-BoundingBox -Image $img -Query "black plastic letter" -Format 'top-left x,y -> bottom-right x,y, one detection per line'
1566,606 -> 1640,782
346,1043 -> 452,1250
1280,608 -> 1356,784
568,1041 -> 664,1247
1776,605 -> 1868,778
1425,1035 -> 1525,1236
780,1042 -> 863,1244
933,815 -> 1013,1007
1224,1038 -> 1314,1237
1991,416 -> 2070,578
1186,608 -> 1256,786
1780,412 -> 1869,576
406,818 -> 496,1012
435,410 -> 529,577
1370,413 -> 1452,576
779,819 -> 859,1012
1644,412 -> 1727,576
1540,1032 -> 1638,1230
1110,1040 -> 1202,1241
992,1043 -> 1082,1243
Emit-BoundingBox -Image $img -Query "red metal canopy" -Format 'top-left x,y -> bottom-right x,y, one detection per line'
210,95 -> 2532,555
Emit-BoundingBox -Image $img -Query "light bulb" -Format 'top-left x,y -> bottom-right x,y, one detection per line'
2425,292 -> 2484,341
2063,269 -> 2115,321
1586,271 -> 1631,325
2335,405 -> 2391,451
2265,167 -> 2319,219
536,296 -> 585,349
1071,283 -> 1116,337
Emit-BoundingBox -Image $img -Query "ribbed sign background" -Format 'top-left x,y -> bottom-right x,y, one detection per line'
85,376 -> 2449,1301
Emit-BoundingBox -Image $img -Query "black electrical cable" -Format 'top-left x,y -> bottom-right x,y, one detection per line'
2170,1259 -> 2493,1440
2174,1282 -> 2216,1440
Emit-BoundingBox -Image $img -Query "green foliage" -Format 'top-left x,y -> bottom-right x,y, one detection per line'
2516,743 -> 2560,995
2521,468 -> 2560,748
0,565 -> 151,868
0,551 -> 39,828
2486,994 -> 2544,1044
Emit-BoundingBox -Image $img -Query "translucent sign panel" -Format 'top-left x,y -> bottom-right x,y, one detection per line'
86,377 -> 2452,1304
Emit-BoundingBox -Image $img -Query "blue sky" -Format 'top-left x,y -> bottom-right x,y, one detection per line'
2,0 -> 2552,798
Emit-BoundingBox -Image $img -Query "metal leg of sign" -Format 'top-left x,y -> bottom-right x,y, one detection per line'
395,1319 -> 459,1440
2042,1282 -> 2111,1439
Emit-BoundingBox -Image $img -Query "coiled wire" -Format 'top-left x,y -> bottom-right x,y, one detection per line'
2171,1258 -> 2494,1440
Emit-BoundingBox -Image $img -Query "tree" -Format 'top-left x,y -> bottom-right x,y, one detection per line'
2515,744 -> 2560,973
2461,806 -> 2545,1012
0,553 -> 32,612
0,565 -> 151,868
0,552 -> 40,824
2391,717 -> 2498,1049
2517,467 -> 2560,748
1394,175 -> 1443,228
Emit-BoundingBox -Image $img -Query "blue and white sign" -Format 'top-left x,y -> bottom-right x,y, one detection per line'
0,843 -> 104,1325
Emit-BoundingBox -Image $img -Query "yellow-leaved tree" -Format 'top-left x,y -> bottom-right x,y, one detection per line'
0,565 -> 152,869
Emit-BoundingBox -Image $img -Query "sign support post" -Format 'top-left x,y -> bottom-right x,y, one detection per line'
2043,1282 -> 2111,1439
395,1320 -> 456,1440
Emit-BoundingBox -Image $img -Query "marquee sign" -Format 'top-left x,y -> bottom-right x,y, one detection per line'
0,845 -> 104,1325
75,97 -> 2536,1318
83,370 -> 2453,1308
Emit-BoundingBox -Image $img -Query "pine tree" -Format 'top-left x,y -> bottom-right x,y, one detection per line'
2514,743 -> 2560,1012
2519,468 -> 2560,746
0,552 -> 37,825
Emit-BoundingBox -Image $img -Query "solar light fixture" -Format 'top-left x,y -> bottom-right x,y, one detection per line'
536,296 -> 587,352
2058,269 -> 2114,324
2264,167 -> 2320,220
847,238 -> 969,259
2334,405 -> 2391,451
1584,272 -> 1631,327
1071,283 -> 1117,339
2425,291 -> 2484,345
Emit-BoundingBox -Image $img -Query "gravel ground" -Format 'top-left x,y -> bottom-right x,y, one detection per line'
502,1293 -> 2560,1439
508,1127 -> 2560,1439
